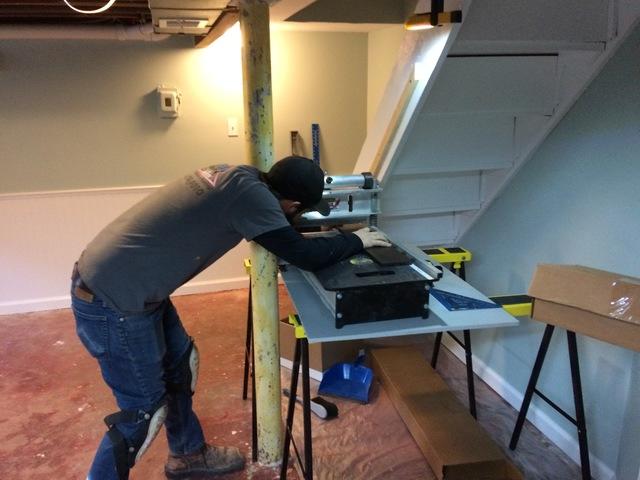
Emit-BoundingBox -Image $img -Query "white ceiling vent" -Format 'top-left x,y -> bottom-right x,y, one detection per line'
149,0 -> 230,35
157,18 -> 209,34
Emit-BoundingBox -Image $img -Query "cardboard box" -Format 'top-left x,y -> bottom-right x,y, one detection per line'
278,318 -> 362,373
371,347 -> 523,480
528,264 -> 640,351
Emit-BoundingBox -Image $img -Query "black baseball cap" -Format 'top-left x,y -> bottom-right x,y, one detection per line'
265,156 -> 330,216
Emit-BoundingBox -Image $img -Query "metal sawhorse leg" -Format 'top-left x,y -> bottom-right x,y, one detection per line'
509,324 -> 592,480
280,314 -> 313,480
241,259 -> 259,462
424,247 -> 477,418
431,328 -> 477,418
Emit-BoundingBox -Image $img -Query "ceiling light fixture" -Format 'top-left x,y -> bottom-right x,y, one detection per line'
405,0 -> 462,31
63,0 -> 117,15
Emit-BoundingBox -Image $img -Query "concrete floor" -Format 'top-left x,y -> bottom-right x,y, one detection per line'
0,288 -> 583,479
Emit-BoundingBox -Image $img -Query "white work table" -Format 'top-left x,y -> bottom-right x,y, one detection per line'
277,242 -> 520,480
280,243 -> 519,343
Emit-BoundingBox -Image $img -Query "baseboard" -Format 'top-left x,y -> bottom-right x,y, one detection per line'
173,276 -> 249,297
0,277 -> 251,316
441,335 -> 615,480
0,296 -> 72,315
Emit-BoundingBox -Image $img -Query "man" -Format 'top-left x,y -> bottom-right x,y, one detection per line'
71,156 -> 390,479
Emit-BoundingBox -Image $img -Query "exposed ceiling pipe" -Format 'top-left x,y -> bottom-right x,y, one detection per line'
0,23 -> 169,41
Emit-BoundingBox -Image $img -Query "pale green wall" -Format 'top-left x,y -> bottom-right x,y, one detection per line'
366,25 -> 405,131
271,30 -> 367,175
0,29 -> 367,193
461,23 -> 640,477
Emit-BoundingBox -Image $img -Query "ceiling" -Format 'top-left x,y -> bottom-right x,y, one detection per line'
0,0 -> 416,30
0,0 -> 152,25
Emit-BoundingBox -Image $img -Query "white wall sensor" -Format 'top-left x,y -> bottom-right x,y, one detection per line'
156,86 -> 181,118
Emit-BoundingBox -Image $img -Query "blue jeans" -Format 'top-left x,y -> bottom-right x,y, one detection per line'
71,287 -> 205,480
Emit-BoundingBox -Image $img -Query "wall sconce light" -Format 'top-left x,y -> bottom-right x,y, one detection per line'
405,0 -> 462,31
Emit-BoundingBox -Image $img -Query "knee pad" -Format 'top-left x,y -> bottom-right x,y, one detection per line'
166,340 -> 199,396
104,399 -> 168,480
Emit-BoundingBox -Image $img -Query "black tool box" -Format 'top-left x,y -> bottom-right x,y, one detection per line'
311,248 -> 434,329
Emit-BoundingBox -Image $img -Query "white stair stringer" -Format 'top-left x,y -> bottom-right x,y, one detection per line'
352,2 -> 469,177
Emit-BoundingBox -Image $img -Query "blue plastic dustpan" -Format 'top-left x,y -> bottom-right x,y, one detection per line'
318,353 -> 373,404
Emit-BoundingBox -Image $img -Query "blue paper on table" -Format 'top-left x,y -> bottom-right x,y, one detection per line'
431,288 -> 501,311
318,354 -> 373,404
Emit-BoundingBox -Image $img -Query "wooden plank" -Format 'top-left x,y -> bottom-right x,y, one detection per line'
371,346 -> 523,479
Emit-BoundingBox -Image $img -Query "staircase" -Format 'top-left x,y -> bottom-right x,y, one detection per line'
367,0 -> 640,247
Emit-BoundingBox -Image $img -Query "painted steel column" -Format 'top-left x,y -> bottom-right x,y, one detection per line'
239,0 -> 282,465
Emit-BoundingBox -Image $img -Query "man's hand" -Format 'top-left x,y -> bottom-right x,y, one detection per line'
353,227 -> 392,248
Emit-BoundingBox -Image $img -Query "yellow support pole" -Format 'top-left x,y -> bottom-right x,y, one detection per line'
239,0 -> 282,466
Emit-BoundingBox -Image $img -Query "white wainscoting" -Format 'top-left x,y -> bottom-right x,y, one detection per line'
0,186 -> 250,315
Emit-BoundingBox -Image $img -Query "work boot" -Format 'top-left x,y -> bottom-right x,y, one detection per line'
165,443 -> 245,479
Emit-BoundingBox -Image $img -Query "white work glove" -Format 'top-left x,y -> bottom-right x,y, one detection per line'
353,227 -> 392,248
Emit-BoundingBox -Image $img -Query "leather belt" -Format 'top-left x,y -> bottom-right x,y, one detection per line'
72,263 -> 95,303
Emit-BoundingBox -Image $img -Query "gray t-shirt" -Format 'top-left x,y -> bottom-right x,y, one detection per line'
78,165 -> 289,313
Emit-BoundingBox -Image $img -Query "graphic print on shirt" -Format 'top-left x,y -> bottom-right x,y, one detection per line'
184,164 -> 230,196
197,164 -> 230,188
